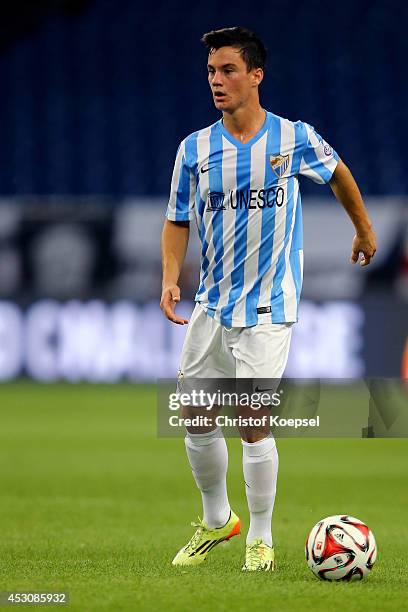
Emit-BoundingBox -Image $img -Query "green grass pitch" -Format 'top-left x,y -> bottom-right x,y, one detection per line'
0,383 -> 407,611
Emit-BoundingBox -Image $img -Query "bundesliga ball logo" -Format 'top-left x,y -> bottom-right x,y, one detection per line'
305,515 -> 377,581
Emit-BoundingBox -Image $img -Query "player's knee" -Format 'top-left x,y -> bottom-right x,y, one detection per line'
240,430 -> 271,443
182,405 -> 218,434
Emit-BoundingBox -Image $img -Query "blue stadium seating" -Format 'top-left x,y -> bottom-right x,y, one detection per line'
0,0 -> 406,196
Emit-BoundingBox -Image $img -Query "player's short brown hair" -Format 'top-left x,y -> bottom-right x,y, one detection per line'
201,26 -> 267,72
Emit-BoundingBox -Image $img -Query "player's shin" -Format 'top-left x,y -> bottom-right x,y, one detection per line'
242,435 -> 278,548
185,426 -> 231,528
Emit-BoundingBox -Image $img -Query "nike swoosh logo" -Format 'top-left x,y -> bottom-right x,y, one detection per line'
200,165 -> 215,174
254,386 -> 274,393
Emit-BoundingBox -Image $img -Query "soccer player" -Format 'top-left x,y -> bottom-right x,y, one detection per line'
160,27 -> 376,571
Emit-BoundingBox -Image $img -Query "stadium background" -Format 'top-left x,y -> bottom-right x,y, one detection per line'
0,1 -> 407,611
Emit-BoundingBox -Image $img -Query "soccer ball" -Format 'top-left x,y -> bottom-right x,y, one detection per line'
305,515 -> 377,581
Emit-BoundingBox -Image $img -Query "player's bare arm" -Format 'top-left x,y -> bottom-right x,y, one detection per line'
160,219 -> 189,325
329,159 -> 377,267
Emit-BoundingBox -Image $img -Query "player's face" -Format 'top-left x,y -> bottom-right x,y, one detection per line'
207,47 -> 263,113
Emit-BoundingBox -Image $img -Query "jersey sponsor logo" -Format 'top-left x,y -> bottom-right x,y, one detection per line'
206,188 -> 285,211
229,188 -> 285,209
269,154 -> 290,177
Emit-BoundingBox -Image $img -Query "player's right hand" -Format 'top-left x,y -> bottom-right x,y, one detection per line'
160,285 -> 189,325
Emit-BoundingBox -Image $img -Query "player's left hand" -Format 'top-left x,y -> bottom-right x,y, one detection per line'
350,229 -> 377,267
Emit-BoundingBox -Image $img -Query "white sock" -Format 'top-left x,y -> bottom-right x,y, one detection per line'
185,427 -> 231,528
242,435 -> 278,548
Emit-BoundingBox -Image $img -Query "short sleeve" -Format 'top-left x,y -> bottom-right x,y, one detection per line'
299,123 -> 339,184
166,140 -> 196,222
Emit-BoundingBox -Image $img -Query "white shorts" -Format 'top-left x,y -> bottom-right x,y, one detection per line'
179,303 -> 293,379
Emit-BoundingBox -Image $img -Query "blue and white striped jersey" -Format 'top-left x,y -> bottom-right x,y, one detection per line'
166,111 -> 339,327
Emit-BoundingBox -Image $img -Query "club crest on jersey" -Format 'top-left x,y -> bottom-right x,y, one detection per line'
269,154 -> 290,177
206,191 -> 226,211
